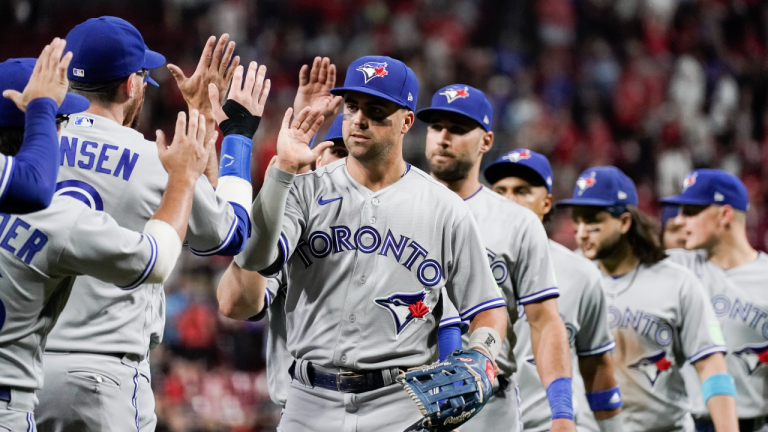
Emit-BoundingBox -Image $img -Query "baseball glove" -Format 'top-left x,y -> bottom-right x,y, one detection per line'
397,349 -> 494,432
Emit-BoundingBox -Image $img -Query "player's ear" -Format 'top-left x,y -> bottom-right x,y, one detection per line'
720,205 -> 735,229
479,131 -> 494,154
401,110 -> 415,134
542,193 -> 553,216
619,212 -> 632,234
125,72 -> 137,99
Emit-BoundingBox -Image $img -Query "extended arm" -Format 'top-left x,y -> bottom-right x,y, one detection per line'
579,353 -> 622,431
694,353 -> 738,432
217,261 -> 269,320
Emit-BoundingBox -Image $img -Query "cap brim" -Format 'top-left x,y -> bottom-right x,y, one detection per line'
416,107 -> 489,131
145,75 -> 159,87
143,48 -> 166,71
330,86 -> 409,110
556,198 -> 617,208
659,195 -> 713,207
58,93 -> 90,115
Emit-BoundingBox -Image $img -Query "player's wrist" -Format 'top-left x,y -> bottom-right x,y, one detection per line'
167,170 -> 199,188
275,158 -> 300,174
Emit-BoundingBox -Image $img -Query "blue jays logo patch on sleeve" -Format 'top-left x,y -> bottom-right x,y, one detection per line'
357,62 -> 389,83
375,291 -> 430,336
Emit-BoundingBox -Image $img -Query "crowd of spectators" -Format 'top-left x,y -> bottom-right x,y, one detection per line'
2,0 -> 768,430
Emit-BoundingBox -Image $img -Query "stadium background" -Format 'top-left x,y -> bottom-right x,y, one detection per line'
2,0 -> 768,430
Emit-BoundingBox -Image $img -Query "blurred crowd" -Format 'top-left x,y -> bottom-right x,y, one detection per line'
2,0 -> 768,430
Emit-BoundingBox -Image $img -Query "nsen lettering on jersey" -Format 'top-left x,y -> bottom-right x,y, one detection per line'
711,295 -> 768,338
608,306 -> 674,346
294,227 -> 443,287
59,136 -> 139,181
0,213 -> 48,264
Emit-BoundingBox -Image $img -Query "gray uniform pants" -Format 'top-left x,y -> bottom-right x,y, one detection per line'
0,389 -> 37,432
279,380 -> 423,432
35,353 -> 156,432
460,376 -> 521,432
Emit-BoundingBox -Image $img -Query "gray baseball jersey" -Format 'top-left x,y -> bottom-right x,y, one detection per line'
0,195 -> 156,392
602,260 -> 726,431
46,113 -> 238,361
515,240 -> 615,431
264,271 -> 291,407
667,249 -> 768,419
236,159 -> 504,370
461,187 -> 558,377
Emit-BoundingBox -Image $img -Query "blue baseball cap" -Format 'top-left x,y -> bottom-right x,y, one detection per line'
66,16 -> 165,87
311,113 -> 345,149
330,56 -> 418,111
660,169 -> 748,212
557,166 -> 638,210
661,205 -> 680,227
416,84 -> 493,132
0,58 -> 90,127
483,149 -> 553,192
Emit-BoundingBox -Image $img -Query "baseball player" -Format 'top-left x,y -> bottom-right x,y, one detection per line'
0,38 -> 85,214
217,56 -> 507,432
661,169 -> 768,432
0,54 -> 214,430
558,166 -> 738,432
34,18 -> 255,432
420,85 -> 577,432
482,148 -> 622,432
661,204 -> 686,249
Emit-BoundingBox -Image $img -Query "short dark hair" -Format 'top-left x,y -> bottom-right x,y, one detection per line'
0,126 -> 25,156
68,70 -> 144,105
625,206 -> 667,265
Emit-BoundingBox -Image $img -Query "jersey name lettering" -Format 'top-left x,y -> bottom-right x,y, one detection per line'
608,306 -> 673,346
59,136 -> 140,181
0,213 -> 49,264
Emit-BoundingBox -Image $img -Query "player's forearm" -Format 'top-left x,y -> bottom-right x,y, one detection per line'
202,117 -> 219,188
468,306 -> 507,341
526,299 -> 572,386
217,261 -> 267,319
579,354 -> 621,420
150,173 -> 197,241
695,354 -> 738,432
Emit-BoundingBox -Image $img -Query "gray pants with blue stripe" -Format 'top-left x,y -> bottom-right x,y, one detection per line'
34,353 -> 155,432
0,388 -> 37,431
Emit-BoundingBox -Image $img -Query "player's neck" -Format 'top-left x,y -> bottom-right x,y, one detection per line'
706,229 -> 758,270
598,241 -> 639,277
84,102 -> 126,126
430,162 -> 483,200
346,151 -> 408,192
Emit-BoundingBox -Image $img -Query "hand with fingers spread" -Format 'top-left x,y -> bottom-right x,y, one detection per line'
207,61 -> 271,126
293,56 -> 343,119
167,34 -> 239,122
275,107 -> 329,174
3,37 -> 73,112
155,109 -> 212,184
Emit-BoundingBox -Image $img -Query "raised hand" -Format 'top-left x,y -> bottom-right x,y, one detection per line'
293,57 -> 343,119
155,109 -> 212,183
275,107 -> 330,173
167,34 -> 239,119
207,61 -> 271,125
3,37 -> 72,111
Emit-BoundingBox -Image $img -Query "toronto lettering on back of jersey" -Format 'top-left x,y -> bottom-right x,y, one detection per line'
59,136 -> 140,181
0,213 -> 48,264
711,295 -> 768,338
608,306 -> 674,346
294,227 -> 443,286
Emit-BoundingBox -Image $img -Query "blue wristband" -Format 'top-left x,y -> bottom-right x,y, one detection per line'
546,377 -> 574,420
701,373 -> 736,403
219,134 -> 252,181
586,386 -> 622,411
437,324 -> 462,362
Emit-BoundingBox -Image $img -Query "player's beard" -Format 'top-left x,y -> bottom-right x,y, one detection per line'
123,88 -> 145,130
345,128 -> 398,164
428,149 -> 474,183
594,231 -> 626,261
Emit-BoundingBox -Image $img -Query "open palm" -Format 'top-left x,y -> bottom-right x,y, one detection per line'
275,107 -> 329,173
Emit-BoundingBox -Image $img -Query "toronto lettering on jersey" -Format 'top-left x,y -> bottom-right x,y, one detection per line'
294,227 -> 443,286
711,294 -> 768,338
59,136 -> 140,181
608,306 -> 674,346
0,213 -> 48,264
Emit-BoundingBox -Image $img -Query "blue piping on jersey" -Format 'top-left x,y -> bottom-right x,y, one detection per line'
189,202 -> 250,256
439,316 -> 470,334
459,297 -> 507,321
132,368 -> 140,431
463,185 -> 483,201
518,287 -> 560,305
118,233 -> 158,290
402,163 -> 411,178
257,233 -> 288,278
689,345 -> 728,364
0,156 -> 14,203
577,340 -> 617,357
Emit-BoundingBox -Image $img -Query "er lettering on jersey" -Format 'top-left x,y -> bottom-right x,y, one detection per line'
0,213 -> 48,265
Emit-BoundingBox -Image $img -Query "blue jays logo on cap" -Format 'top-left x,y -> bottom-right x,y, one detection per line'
375,291 -> 430,336
440,86 -> 470,103
577,172 -> 597,196
660,169 -> 749,212
357,62 -> 389,83
502,149 -> 532,163
630,351 -> 673,386
734,343 -> 768,374
682,172 -> 697,191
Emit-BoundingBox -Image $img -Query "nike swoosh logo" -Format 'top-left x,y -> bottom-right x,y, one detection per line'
318,196 -> 342,205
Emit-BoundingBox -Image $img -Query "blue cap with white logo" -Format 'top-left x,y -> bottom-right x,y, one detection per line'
557,166 -> 638,210
0,58 -> 90,127
416,84 -> 493,132
330,56 -> 418,111
66,16 -> 166,86
660,169 -> 748,212
483,149 -> 553,192
661,205 -> 679,227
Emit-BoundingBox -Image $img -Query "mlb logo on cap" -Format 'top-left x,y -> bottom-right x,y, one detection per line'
557,166 -> 638,208
416,84 -> 494,132
483,149 -> 553,192
331,56 -> 419,111
660,169 -> 748,212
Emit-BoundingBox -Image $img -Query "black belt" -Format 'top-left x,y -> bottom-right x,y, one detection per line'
46,350 -> 125,359
495,375 -> 510,395
695,416 -> 768,432
0,386 -> 9,403
289,360 -> 402,394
